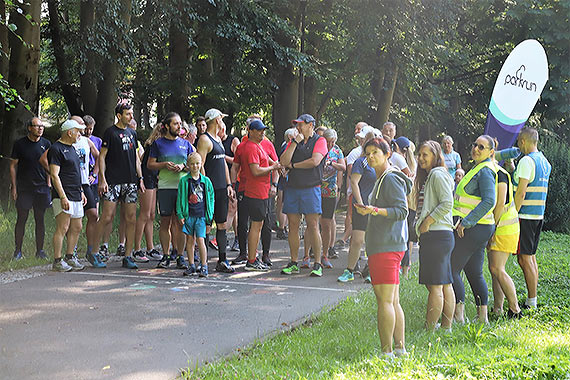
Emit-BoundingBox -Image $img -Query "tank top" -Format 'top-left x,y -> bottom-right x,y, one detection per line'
204,132 -> 227,189
222,134 -> 235,170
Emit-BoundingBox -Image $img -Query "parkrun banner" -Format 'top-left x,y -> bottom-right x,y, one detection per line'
484,39 -> 548,149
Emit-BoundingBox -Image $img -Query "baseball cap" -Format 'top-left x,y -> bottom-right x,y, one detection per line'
61,119 -> 85,131
292,114 -> 316,125
248,119 -> 268,130
356,125 -> 374,139
373,128 -> 383,138
394,136 -> 411,150
204,108 -> 228,123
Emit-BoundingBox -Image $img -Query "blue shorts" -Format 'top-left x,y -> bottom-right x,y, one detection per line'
182,216 -> 206,238
282,186 -> 322,215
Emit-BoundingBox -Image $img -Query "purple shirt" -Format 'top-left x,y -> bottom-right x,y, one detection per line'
89,135 -> 102,184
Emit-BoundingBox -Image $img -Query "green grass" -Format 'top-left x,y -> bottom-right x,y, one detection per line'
184,231 -> 570,379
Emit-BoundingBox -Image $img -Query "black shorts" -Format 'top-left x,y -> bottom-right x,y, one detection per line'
16,188 -> 51,210
351,202 -> 369,231
518,219 -> 543,255
213,188 -> 229,224
321,197 -> 338,219
245,196 -> 269,222
407,209 -> 417,243
143,175 -> 158,190
83,184 -> 99,210
157,189 -> 178,217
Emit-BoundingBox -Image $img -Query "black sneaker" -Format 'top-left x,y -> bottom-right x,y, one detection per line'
117,244 -> 126,256
261,254 -> 273,267
245,258 -> 270,272
230,239 -> 239,252
507,309 -> 523,319
35,250 -> 48,260
231,254 -> 247,266
183,264 -> 197,276
176,256 -> 189,270
328,247 -> 339,259
215,260 -> 235,273
276,229 -> 288,240
157,254 -> 170,269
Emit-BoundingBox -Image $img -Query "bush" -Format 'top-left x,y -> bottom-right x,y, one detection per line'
541,135 -> 570,233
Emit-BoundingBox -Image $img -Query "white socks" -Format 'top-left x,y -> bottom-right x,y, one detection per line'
525,297 -> 537,308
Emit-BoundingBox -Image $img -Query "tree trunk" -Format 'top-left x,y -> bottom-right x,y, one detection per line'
273,66 -> 299,148
372,63 -> 398,127
0,1 -> 40,207
93,0 -> 132,135
47,0 -> 83,115
0,0 -> 9,146
79,0 -> 97,116
167,9 -> 191,121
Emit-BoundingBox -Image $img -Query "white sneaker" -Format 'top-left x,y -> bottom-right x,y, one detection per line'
52,260 -> 72,272
64,256 -> 85,271
133,250 -> 150,263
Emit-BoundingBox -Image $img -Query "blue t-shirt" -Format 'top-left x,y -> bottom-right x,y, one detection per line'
444,151 -> 461,177
187,176 -> 205,217
149,137 -> 194,189
351,156 -> 376,205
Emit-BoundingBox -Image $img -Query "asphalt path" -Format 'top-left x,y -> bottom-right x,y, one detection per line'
0,215 -> 379,380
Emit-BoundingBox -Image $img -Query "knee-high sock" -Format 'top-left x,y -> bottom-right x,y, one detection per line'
216,229 -> 227,262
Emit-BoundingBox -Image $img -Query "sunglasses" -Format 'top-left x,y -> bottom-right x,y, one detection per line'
471,142 -> 490,150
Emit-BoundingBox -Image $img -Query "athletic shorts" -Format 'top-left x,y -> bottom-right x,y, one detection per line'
143,174 -> 158,190
488,232 -> 519,254
102,183 -> 138,204
213,188 -> 229,224
321,197 -> 338,219
53,198 -> 84,219
282,186 -> 322,215
16,188 -> 51,210
351,202 -> 369,231
517,219 -> 543,255
82,184 -> 99,210
157,189 -> 178,217
246,196 -> 269,222
368,251 -> 405,285
182,216 -> 206,238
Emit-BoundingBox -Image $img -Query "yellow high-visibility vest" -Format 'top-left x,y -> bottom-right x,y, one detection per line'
494,165 -> 520,236
453,160 -> 497,225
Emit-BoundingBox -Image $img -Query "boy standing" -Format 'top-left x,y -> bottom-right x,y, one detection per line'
177,153 -> 215,277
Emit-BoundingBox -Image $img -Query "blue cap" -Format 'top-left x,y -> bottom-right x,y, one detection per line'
248,119 -> 268,130
292,114 -> 316,125
394,136 -> 411,150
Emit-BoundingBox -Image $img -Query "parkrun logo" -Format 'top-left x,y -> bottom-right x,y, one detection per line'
504,65 -> 537,92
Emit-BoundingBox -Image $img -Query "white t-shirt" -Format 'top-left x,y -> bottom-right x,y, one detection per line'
73,136 -> 90,185
514,155 -> 538,219
390,151 -> 408,171
346,146 -> 363,196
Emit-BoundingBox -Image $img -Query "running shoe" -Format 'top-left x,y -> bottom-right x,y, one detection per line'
309,248 -> 314,258
199,264 -> 209,277
98,245 -> 110,262
328,247 -> 339,259
64,255 -> 85,271
337,269 -> 355,283
231,254 -> 247,266
333,239 -> 347,250
52,259 -> 72,272
276,228 -> 288,240
117,244 -> 126,256
12,251 -> 23,261
208,238 -> 219,251
230,239 -> 239,252
261,254 -> 273,267
245,259 -> 270,272
147,249 -> 163,261
157,254 -> 170,269
183,264 -> 197,276
176,255 -> 189,270
133,250 -> 150,263
215,260 -> 235,273
310,263 -> 323,277
322,257 -> 333,269
281,262 -> 300,275
122,256 -> 138,269
299,257 -> 311,268
36,250 -> 48,260
86,252 -> 106,268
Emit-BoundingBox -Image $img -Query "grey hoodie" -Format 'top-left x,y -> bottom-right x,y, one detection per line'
365,168 -> 413,255
414,167 -> 455,236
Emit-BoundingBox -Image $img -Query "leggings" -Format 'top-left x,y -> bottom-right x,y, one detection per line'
15,206 -> 47,253
451,223 -> 494,305
237,192 -> 271,256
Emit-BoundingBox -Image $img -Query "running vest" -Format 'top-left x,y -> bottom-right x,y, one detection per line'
222,134 -> 235,170
494,165 -> 519,236
513,151 -> 551,219
287,134 -> 325,188
453,160 -> 498,225
204,132 -> 227,189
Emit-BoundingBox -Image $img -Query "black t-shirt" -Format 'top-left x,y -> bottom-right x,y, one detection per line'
222,134 -> 235,170
48,141 -> 82,201
204,132 -> 227,190
188,176 -> 205,217
102,125 -> 138,185
497,170 -> 511,206
11,136 -> 51,191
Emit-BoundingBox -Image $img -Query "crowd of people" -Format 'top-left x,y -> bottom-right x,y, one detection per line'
10,104 -> 551,357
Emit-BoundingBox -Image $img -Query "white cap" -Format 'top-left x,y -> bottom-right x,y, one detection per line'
373,128 -> 383,138
61,119 -> 85,131
356,125 -> 374,139
204,108 -> 228,123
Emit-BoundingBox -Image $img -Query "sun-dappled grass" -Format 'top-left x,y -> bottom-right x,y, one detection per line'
184,232 -> 570,379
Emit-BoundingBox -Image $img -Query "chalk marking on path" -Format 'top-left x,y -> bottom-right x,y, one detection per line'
68,271 -> 358,293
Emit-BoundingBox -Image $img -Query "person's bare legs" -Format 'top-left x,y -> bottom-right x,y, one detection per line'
373,283 -> 404,353
118,204 -> 126,246
442,284 -> 456,329
305,213 -> 321,265
196,237 -> 207,266
159,215 -> 174,258
122,202 -> 137,257
518,253 -> 538,301
85,206 -> 99,250
185,235 -> 196,265
347,230 -> 365,270
426,285 -> 444,330
248,220 -> 263,261
489,250 -> 520,313
53,212 -> 71,260
67,218 -> 83,256
454,302 -> 465,324
134,188 -> 156,252
286,213 -> 301,262
276,190 -> 287,230
393,285 -> 405,350
320,217 -> 333,259
95,201 -> 118,251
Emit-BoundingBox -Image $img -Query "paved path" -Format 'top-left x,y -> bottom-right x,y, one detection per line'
0,213 -> 379,380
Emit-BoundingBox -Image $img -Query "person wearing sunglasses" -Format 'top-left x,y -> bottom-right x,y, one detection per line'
451,134 -> 498,324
